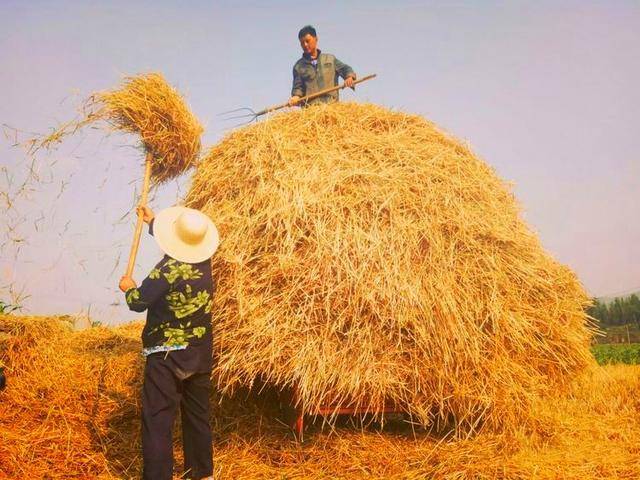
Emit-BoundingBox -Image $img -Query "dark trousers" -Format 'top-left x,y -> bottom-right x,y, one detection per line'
142,351 -> 213,480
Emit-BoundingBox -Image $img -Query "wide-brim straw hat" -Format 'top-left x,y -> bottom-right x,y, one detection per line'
153,206 -> 219,263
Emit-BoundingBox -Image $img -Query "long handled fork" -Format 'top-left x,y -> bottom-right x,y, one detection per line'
220,73 -> 377,125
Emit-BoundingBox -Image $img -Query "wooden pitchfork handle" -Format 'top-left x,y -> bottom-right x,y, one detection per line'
255,73 -> 377,117
125,152 -> 153,277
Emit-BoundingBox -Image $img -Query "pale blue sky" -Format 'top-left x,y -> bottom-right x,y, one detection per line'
1,1 -> 638,323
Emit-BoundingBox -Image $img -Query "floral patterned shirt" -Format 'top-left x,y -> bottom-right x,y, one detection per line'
125,221 -> 215,360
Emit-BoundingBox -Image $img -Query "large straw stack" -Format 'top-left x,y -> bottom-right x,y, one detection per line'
186,102 -> 595,434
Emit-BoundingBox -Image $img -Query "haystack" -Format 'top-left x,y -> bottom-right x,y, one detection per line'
186,102 -> 595,433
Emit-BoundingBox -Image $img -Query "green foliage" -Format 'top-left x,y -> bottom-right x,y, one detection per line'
588,294 -> 640,328
591,343 -> 640,365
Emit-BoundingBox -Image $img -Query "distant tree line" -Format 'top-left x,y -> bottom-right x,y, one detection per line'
588,294 -> 640,328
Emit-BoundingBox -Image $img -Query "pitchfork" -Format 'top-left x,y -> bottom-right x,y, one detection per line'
220,74 -> 377,125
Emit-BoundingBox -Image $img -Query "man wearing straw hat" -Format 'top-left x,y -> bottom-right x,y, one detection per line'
119,205 -> 219,480
288,25 -> 356,107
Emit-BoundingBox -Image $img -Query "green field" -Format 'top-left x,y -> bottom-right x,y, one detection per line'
591,343 -> 640,365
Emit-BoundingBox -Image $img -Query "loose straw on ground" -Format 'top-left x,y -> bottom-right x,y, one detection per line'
0,315 -> 638,479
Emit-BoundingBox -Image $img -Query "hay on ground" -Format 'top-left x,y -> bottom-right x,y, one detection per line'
185,102 -> 595,434
0,315 -> 638,479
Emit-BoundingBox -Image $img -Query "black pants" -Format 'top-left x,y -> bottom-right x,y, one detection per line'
142,351 -> 213,480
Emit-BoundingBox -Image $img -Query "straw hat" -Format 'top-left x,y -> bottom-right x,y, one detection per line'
153,206 -> 219,263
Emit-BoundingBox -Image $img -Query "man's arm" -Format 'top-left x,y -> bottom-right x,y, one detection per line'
137,205 -> 155,235
335,57 -> 356,87
122,258 -> 171,313
119,204 -> 164,312
290,64 -> 304,106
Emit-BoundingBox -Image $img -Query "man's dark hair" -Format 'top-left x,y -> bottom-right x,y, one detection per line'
298,25 -> 317,39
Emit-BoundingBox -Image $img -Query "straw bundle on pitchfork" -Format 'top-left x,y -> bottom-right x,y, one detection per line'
35,73 -> 204,275
94,74 -> 204,275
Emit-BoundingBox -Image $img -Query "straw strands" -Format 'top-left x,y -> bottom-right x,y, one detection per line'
33,72 -> 203,184
1,315 -> 639,479
186,102 -> 596,434
0,315 -> 144,479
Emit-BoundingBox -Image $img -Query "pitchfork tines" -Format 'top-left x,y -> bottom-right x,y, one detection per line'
217,107 -> 262,126
219,74 -> 377,126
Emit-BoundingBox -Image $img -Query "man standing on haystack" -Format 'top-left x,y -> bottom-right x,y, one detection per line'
288,25 -> 357,107
119,205 -> 219,480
